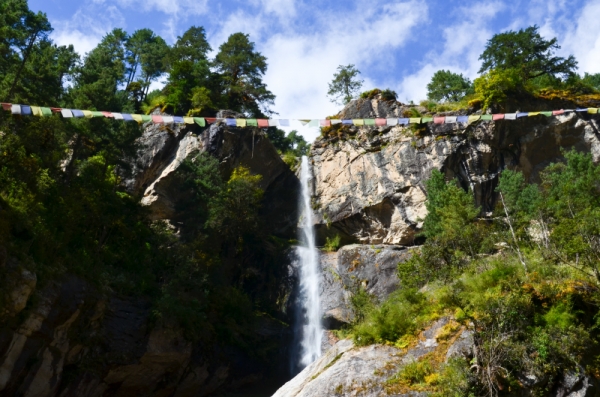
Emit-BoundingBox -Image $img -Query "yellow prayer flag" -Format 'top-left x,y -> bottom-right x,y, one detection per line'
588,108 -> 598,114
409,118 -> 421,124
131,114 -> 143,123
236,119 -> 246,127
31,106 -> 42,116
468,115 -> 480,123
528,112 -> 540,116
82,110 -> 93,118
184,117 -> 194,124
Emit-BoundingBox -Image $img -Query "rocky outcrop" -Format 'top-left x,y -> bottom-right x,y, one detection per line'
311,98 -> 600,245
320,244 -> 412,328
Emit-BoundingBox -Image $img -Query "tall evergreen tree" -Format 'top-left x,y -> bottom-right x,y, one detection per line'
327,64 -> 363,105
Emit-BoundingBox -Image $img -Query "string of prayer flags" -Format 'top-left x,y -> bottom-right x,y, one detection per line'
1,102 -> 598,130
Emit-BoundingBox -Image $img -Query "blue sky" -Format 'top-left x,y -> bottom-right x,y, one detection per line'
28,0 -> 600,141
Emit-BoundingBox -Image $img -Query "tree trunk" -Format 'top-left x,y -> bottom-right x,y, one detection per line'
7,30 -> 39,101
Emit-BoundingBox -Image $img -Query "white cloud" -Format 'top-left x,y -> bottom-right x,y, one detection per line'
562,0 -> 600,74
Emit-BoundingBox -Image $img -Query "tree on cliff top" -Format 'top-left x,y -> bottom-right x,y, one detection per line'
478,25 -> 577,81
426,70 -> 473,102
327,64 -> 363,105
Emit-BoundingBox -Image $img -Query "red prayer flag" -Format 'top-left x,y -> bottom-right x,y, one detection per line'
152,115 -> 163,123
205,118 -> 217,124
375,118 -> 386,126
1,103 -> 12,111
320,119 -> 331,127
552,110 -> 565,115
492,114 -> 504,120
50,107 -> 62,113
433,117 -> 445,124
102,112 -> 113,118
257,119 -> 269,127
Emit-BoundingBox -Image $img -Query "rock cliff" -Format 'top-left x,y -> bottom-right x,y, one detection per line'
0,117 -> 299,397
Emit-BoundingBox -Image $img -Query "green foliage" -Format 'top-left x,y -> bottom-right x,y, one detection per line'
394,360 -> 433,385
213,33 -> 275,116
479,25 -> 577,81
433,358 -> 477,397
426,70 -> 473,102
473,68 -> 525,110
266,129 -> 309,160
360,88 -> 397,101
327,64 -> 364,105
323,234 -> 341,252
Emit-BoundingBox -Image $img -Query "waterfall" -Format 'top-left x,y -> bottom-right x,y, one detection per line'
295,155 -> 322,369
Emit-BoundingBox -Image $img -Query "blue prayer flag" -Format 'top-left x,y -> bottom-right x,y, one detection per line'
576,108 -> 588,112
122,114 -> 134,121
342,119 -> 353,125
21,105 -> 31,115
173,116 -> 184,123
72,109 -> 84,118
457,116 -> 469,123
398,118 -> 409,125
279,119 -> 290,126
225,118 -> 236,126
516,112 -> 529,118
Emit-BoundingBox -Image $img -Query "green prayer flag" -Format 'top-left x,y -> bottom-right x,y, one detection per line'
194,117 -> 206,127
92,111 -> 104,117
540,111 -> 552,117
41,107 -> 52,116
480,115 -> 493,121
421,117 -> 433,123
246,119 -> 258,126
308,119 -> 319,127
364,119 -> 376,126
141,115 -> 152,122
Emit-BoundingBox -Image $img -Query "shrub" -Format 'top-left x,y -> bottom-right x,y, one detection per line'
473,68 -> 525,110
324,234 -> 341,252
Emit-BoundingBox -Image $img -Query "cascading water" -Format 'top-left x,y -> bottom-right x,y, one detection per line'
294,155 -> 322,369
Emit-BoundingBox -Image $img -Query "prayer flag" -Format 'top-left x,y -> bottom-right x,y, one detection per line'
331,119 -> 342,125
467,115 -> 480,123
421,117 -> 433,123
552,110 -> 564,115
41,107 -> 52,116
576,108 -> 588,112
528,112 -> 540,117
205,118 -> 216,124
173,116 -> 184,123
122,114 -> 134,121
516,112 -> 529,118
31,106 -> 42,116
364,119 -> 376,126
184,117 -> 194,124
504,113 -> 517,120
320,119 -> 331,127
50,107 -> 61,113
257,119 -> 269,127
82,110 -> 93,118
457,116 -> 468,123
131,114 -> 143,122
1,103 -> 11,111
342,119 -> 353,125
92,111 -> 104,118
141,115 -> 152,122
588,108 -> 598,114
308,119 -> 319,127
72,110 -> 84,118
12,104 -> 22,115
152,115 -> 163,123
279,119 -> 290,126
162,116 -> 174,123
102,112 -> 112,118
21,106 -> 31,115
394,118 -> 405,125
247,119 -> 258,126
375,118 -> 386,126
236,119 -> 246,127
433,117 -> 445,124
409,117 -> 421,124
540,111 -> 552,117
445,116 -> 457,123
61,109 -> 73,118
268,119 -> 278,127
113,113 -> 123,120
299,119 -> 310,126
480,115 -> 493,121
225,118 -> 236,127
353,119 -> 364,126
492,114 -> 504,121
194,117 -> 206,127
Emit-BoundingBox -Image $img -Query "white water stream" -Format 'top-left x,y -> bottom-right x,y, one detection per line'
296,155 -> 322,368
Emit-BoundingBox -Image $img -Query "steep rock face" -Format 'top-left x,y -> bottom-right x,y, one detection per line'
319,245 -> 412,328
311,98 -> 600,245
124,115 -> 299,236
